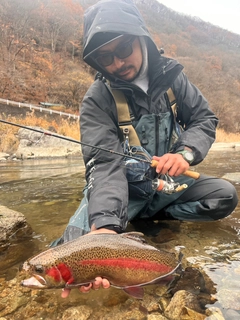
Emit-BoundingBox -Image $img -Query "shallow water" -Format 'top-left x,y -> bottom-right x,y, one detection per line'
0,157 -> 85,277
0,150 -> 240,318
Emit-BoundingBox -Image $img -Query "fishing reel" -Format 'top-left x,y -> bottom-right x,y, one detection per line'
152,174 -> 188,194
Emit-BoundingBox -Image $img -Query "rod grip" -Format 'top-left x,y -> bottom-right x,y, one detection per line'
151,160 -> 200,180
182,170 -> 200,179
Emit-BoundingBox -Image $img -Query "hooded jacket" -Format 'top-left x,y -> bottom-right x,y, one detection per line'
80,0 -> 218,232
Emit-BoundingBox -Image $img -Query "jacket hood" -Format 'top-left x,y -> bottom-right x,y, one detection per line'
83,0 -> 160,74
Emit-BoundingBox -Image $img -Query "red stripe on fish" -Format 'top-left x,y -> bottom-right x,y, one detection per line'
80,258 -> 173,273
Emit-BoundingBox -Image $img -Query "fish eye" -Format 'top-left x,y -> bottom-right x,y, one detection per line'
34,265 -> 44,273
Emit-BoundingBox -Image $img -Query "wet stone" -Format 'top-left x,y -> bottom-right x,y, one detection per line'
147,314 -> 168,320
0,205 -> 32,246
151,228 -> 177,243
95,300 -> 148,320
62,305 -> 93,320
101,288 -> 128,307
0,293 -> 29,317
180,307 -> 206,319
141,295 -> 161,313
155,296 -> 170,313
205,307 -> 225,320
170,267 -> 206,295
114,308 -> 147,320
164,290 -> 204,320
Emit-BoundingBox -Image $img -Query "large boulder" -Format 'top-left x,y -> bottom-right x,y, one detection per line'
0,205 -> 33,276
0,205 -> 32,253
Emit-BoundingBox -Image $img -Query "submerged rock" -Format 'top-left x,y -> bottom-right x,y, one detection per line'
147,314 -> 167,320
164,290 -> 204,320
205,307 -> 225,320
0,205 -> 32,251
170,267 -> 206,295
62,305 -> 93,320
0,206 -> 33,279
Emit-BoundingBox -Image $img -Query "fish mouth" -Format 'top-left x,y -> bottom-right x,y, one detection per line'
21,275 -> 47,289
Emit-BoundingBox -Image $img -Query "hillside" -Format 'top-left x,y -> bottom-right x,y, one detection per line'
0,0 -> 240,133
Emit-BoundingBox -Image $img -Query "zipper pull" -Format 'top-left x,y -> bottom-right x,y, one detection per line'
123,127 -> 130,154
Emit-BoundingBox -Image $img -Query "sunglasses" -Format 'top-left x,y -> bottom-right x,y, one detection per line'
95,36 -> 136,67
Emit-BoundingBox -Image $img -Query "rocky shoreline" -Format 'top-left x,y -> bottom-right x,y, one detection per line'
210,142 -> 240,151
0,127 -> 82,161
0,126 -> 240,162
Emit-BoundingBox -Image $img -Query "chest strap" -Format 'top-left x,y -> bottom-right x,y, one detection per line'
111,89 -> 141,146
111,87 -> 177,147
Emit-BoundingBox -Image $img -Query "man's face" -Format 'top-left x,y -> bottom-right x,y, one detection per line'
95,35 -> 143,81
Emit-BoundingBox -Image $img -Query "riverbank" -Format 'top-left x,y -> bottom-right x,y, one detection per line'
0,126 -> 81,161
1,141 -> 240,162
210,142 -> 240,151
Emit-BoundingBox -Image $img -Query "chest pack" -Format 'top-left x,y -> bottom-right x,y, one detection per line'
110,87 -> 179,156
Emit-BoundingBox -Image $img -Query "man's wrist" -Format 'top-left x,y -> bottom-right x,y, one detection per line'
176,148 -> 195,164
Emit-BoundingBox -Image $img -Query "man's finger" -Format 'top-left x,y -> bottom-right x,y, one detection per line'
61,288 -> 70,298
92,277 -> 103,290
79,283 -> 92,293
102,278 -> 111,289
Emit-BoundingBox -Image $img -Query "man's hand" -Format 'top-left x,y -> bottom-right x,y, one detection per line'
61,228 -> 115,298
61,277 -> 111,298
152,153 -> 190,177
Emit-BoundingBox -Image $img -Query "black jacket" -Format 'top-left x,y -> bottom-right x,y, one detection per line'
80,0 -> 218,231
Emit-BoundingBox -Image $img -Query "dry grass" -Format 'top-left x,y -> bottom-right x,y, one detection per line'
1,115 -> 240,154
216,128 -> 240,143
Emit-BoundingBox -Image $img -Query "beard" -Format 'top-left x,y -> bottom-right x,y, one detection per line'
113,65 -> 140,82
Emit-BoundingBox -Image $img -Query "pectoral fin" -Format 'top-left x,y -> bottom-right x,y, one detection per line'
123,286 -> 144,299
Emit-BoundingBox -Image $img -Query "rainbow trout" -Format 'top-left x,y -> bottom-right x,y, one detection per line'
21,232 -> 182,298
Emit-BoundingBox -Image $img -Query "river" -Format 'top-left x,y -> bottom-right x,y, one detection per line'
0,150 -> 240,319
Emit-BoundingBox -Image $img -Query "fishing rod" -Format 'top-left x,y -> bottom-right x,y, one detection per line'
0,118 -> 200,188
0,118 -> 151,163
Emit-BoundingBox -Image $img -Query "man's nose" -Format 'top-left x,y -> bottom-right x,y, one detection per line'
112,56 -> 125,68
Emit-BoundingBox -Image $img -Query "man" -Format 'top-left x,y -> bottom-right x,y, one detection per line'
57,0 -> 238,297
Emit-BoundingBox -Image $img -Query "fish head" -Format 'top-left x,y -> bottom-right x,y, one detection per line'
21,260 -> 73,289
